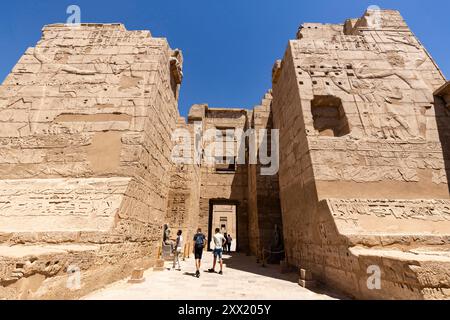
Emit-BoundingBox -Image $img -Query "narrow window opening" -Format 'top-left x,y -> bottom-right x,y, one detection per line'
311,95 -> 350,137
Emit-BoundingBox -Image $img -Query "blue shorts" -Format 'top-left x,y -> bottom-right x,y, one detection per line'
213,248 -> 223,259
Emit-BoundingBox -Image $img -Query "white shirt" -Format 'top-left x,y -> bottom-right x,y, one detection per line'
176,235 -> 183,250
213,233 -> 225,250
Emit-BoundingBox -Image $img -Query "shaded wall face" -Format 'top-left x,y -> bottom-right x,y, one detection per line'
435,95 -> 450,196
247,100 -> 283,256
165,120 -> 202,245
271,47 -> 319,265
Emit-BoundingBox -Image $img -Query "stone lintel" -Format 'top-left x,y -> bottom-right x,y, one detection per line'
435,81 -> 450,108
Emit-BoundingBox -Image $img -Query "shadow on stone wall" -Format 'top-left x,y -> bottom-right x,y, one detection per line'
244,107 -> 284,260
434,95 -> 450,195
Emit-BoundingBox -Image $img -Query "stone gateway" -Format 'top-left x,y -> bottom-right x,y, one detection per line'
0,9 -> 449,300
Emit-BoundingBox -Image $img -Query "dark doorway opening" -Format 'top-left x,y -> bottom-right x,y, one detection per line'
208,199 -> 239,252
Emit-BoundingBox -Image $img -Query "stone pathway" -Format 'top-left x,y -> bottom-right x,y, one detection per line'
83,253 -> 344,300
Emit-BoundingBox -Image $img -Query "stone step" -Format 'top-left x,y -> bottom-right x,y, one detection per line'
300,268 -> 313,281
128,268 -> 145,284
0,243 -> 153,299
0,244 -> 99,282
349,246 -> 450,299
299,279 -> 317,289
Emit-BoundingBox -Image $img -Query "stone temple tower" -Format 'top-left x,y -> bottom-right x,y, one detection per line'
271,9 -> 450,299
0,23 -> 190,299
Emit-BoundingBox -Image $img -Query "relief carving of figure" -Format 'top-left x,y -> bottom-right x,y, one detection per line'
330,57 -> 425,140
297,49 -> 431,141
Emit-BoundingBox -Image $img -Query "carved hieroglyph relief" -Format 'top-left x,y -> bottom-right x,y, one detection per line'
0,177 -> 130,232
273,10 -> 450,300
33,39 -> 99,75
328,198 -> 450,222
295,32 -> 437,142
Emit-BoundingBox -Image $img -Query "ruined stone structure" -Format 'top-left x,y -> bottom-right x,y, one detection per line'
0,9 -> 449,300
271,9 -> 450,299
0,23 -> 195,299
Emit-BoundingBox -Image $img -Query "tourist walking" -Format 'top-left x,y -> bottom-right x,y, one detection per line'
223,232 -> 228,253
172,230 -> 183,270
193,228 -> 206,278
208,228 -> 226,275
227,234 -> 232,253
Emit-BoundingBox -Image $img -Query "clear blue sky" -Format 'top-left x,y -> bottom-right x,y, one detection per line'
0,0 -> 448,116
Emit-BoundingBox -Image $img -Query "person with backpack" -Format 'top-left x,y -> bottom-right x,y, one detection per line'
193,228 -> 206,278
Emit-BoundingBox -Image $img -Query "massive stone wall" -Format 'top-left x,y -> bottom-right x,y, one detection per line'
0,21 -> 282,299
247,91 -> 283,257
165,117 -> 201,245
1,9 -> 447,301
0,23 -> 185,299
272,10 -> 450,299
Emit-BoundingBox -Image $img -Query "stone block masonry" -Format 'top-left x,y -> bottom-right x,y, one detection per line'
271,9 -> 450,299
0,23 -> 193,299
1,9 -> 449,300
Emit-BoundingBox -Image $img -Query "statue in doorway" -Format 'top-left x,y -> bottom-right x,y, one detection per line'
162,224 -> 174,253
267,224 -> 285,264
